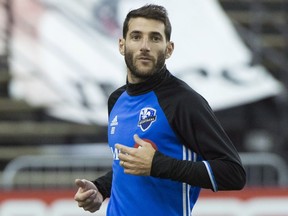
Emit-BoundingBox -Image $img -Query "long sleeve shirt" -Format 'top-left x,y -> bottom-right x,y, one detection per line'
93,66 -> 246,216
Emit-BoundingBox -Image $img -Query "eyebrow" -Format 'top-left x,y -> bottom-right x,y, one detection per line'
129,30 -> 141,36
150,32 -> 163,38
129,30 -> 163,38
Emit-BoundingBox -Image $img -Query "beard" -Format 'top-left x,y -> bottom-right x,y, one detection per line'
124,50 -> 166,80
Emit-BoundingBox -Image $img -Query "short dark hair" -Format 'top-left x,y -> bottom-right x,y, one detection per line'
122,4 -> 172,41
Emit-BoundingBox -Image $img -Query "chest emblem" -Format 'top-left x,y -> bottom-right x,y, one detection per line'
138,107 -> 157,131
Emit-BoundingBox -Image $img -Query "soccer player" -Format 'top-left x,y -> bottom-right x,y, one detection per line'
74,4 -> 246,216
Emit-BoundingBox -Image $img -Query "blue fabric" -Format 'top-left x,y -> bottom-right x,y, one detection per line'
107,91 -> 201,216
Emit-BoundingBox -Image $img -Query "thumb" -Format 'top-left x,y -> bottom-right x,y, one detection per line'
133,134 -> 146,147
75,179 -> 87,190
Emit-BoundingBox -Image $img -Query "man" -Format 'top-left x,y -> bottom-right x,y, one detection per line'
74,4 -> 246,216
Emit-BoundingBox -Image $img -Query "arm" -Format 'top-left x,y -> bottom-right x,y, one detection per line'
115,92 -> 245,191
92,170 -> 113,199
151,151 -> 245,191
116,133 -> 245,191
152,92 -> 246,191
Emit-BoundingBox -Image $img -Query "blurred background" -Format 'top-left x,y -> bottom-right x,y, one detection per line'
0,0 -> 287,215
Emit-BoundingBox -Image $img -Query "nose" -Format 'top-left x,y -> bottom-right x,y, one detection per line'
140,38 -> 150,52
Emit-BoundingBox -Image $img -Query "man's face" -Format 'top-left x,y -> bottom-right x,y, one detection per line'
119,17 -> 173,83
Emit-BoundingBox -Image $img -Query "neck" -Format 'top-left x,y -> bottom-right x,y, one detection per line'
127,65 -> 166,84
127,70 -> 145,84
125,65 -> 169,96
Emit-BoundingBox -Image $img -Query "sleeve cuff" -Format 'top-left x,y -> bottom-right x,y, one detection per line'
203,161 -> 218,192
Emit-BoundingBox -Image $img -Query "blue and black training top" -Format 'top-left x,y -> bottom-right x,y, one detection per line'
94,66 -> 246,216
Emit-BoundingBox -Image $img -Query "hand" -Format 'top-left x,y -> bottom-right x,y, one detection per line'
74,179 -> 103,213
115,134 -> 156,176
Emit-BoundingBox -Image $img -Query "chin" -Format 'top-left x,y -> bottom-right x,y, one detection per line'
138,70 -> 155,77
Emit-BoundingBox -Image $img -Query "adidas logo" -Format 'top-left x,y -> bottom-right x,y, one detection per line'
110,115 -> 118,126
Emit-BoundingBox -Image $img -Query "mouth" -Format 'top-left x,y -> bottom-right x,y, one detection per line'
137,56 -> 153,62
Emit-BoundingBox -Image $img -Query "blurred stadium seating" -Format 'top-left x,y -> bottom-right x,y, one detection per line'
219,0 -> 288,86
216,0 -> 288,162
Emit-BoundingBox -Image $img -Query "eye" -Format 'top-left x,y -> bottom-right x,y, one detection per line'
151,34 -> 162,42
152,36 -> 160,42
131,34 -> 141,41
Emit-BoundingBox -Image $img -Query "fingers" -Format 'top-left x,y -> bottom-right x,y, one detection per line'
74,179 -> 94,200
115,134 -> 146,153
78,190 -> 101,213
74,179 -> 96,202
74,179 -> 103,213
115,143 -> 132,154
75,179 -> 86,189
76,190 -> 96,205
133,134 -> 145,146
120,160 -> 125,167
74,188 -> 96,202
115,134 -> 152,163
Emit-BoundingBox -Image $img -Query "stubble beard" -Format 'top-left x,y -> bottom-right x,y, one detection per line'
124,50 -> 166,81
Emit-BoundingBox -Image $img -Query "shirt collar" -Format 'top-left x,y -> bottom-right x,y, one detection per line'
126,65 -> 169,95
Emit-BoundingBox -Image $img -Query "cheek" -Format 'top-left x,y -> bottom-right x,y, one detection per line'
125,42 -> 139,52
125,46 -> 137,58
156,50 -> 166,61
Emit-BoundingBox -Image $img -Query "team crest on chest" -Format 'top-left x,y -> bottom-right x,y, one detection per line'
138,107 -> 157,131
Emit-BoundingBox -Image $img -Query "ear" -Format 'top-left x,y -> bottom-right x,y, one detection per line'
165,41 -> 174,59
119,38 -> 125,56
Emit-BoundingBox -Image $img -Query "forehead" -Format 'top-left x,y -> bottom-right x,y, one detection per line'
127,17 -> 165,35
